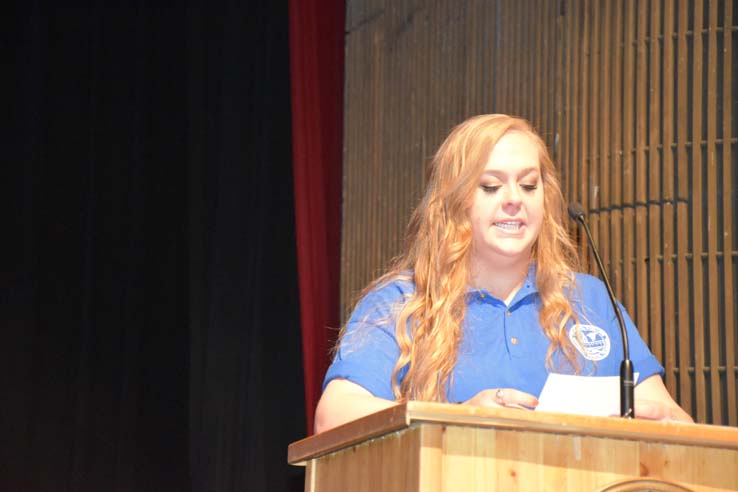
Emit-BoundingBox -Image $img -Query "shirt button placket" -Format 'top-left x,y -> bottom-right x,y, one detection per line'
507,309 -> 519,352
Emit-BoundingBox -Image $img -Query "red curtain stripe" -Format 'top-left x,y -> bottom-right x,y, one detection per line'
288,0 -> 344,435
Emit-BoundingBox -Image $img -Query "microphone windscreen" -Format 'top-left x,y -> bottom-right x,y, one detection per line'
568,202 -> 586,220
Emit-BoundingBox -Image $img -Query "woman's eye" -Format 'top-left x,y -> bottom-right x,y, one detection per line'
521,184 -> 538,192
481,185 -> 500,193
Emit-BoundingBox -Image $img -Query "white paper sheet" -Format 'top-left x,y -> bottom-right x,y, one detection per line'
535,373 -> 639,417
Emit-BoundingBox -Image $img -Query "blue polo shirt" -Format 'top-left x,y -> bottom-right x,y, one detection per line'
324,265 -> 664,402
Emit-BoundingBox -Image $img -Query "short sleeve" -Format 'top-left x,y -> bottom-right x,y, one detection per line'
322,280 -> 411,400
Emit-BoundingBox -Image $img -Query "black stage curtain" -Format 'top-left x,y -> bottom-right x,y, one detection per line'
3,3 -> 305,491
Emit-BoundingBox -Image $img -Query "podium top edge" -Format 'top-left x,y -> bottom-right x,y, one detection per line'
287,401 -> 738,465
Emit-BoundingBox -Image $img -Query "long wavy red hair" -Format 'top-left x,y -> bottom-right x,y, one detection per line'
341,114 -> 581,402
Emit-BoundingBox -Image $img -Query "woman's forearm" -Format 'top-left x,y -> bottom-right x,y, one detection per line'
314,379 -> 398,434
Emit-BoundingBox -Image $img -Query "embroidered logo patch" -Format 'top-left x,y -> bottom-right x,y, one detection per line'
569,324 -> 611,361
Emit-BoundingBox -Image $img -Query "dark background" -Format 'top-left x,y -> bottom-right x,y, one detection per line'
3,2 -> 306,491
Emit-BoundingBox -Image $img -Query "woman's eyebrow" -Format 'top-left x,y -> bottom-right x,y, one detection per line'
480,166 -> 541,178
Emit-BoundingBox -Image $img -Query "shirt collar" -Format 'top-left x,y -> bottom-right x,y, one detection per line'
509,262 -> 538,305
467,262 -> 539,306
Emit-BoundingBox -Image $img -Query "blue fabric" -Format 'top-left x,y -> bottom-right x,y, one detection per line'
324,265 -> 664,402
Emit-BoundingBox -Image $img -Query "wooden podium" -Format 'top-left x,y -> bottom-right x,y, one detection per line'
288,402 -> 738,491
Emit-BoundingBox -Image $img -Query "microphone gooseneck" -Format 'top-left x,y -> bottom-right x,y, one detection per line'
568,202 -> 634,419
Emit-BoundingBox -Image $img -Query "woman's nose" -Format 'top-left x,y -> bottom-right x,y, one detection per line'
503,185 -> 522,206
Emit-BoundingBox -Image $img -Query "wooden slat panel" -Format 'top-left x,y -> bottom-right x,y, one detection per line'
648,0 -> 663,362
555,0 -> 565,167
597,2 -> 618,288
533,0 -> 543,130
502,1 -> 514,114
514,0 -> 524,116
602,2 -> 623,301
722,0 -> 737,426
610,0 -> 624,302
580,0 -> 591,270
706,0 -> 721,424
497,3 -> 511,113
565,0 -> 576,226
560,0 -> 574,214
635,0 -> 649,344
590,0 -> 601,258
675,0 -> 694,418
662,0 -> 678,398
692,0 -> 707,423
522,0 -> 532,120
539,0 -> 550,145
622,0 -> 636,314
547,0 -> 557,145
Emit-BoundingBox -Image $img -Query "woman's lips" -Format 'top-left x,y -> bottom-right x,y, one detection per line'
493,220 -> 524,231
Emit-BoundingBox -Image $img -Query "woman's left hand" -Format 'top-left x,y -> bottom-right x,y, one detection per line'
633,375 -> 694,423
634,399 -> 693,423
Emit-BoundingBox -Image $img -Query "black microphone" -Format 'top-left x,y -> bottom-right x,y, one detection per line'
568,202 -> 634,418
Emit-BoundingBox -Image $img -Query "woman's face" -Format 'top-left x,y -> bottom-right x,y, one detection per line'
468,131 -> 545,269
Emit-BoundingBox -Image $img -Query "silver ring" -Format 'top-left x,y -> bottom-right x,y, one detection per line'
495,389 -> 505,404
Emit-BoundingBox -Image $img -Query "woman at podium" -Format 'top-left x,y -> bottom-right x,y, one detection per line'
315,114 -> 692,433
